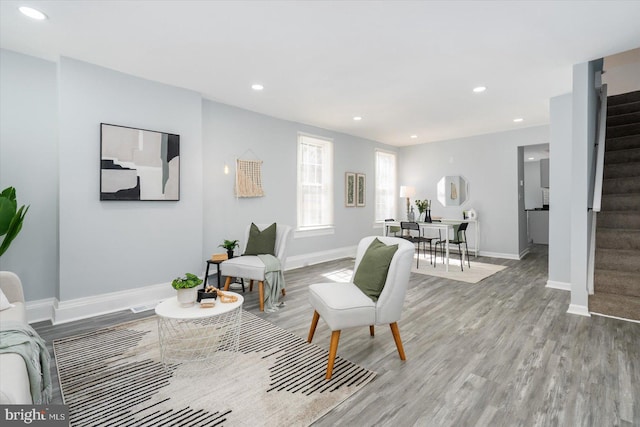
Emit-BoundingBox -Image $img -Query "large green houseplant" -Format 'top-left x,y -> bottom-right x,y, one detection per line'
0,187 -> 29,257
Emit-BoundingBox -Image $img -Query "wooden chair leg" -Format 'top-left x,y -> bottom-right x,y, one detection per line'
307,310 -> 320,343
258,281 -> 264,311
369,325 -> 375,336
249,279 -> 254,292
223,276 -> 232,291
326,330 -> 341,380
389,322 -> 406,361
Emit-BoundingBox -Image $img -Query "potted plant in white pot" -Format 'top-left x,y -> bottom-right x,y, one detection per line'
171,273 -> 203,307
219,239 -> 239,259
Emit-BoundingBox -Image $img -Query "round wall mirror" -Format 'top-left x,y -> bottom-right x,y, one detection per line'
437,175 -> 469,207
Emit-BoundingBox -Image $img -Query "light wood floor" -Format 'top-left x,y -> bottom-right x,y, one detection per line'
34,245 -> 639,426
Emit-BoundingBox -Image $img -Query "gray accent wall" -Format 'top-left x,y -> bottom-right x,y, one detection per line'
399,126 -> 549,258
1,50 -> 397,304
517,147 -> 528,256
57,57 -> 203,300
0,49 -> 59,300
548,93 -> 573,286
569,60 -> 601,310
524,161 -> 543,210
201,100 -> 397,259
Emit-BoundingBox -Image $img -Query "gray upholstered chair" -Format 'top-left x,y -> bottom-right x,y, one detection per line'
306,236 -> 414,379
220,223 -> 292,311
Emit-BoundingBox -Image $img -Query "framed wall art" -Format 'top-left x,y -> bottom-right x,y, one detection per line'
345,172 -> 356,207
356,173 -> 366,207
100,123 -> 180,201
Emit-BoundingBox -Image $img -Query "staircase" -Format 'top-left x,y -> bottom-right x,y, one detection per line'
590,90 -> 640,322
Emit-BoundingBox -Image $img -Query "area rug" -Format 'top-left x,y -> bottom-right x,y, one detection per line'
53,311 -> 375,427
411,254 -> 507,283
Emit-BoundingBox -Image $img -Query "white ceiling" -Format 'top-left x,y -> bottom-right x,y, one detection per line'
2,1 -> 640,146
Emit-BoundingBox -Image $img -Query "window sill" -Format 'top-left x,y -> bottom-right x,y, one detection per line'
294,226 -> 335,239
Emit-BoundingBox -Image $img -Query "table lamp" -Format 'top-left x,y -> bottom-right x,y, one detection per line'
399,186 -> 416,220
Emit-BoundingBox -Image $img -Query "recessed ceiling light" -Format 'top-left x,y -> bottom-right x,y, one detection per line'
410,135 -> 418,139
528,157 -> 535,160
19,6 -> 47,20
513,118 -> 524,123
251,84 -> 264,91
473,86 -> 486,93
353,116 -> 362,121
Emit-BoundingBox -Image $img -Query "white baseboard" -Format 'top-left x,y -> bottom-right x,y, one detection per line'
27,246 -> 358,324
52,282 -> 175,325
478,251 -> 521,260
286,245 -> 357,270
591,312 -> 640,324
546,280 -> 571,291
26,298 -> 57,324
567,304 -> 591,317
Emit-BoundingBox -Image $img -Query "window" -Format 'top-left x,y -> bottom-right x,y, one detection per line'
375,150 -> 397,221
297,134 -> 333,232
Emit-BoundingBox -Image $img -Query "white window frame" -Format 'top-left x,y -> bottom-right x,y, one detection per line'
374,149 -> 397,224
295,133 -> 334,238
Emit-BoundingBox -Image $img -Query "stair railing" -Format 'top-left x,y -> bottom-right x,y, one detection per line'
587,83 -> 608,295
590,83 -> 608,212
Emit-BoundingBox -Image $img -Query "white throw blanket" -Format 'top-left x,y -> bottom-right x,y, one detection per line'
258,254 -> 285,312
0,321 -> 52,404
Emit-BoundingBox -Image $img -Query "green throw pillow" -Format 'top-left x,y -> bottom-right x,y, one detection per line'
353,238 -> 398,302
244,223 -> 277,255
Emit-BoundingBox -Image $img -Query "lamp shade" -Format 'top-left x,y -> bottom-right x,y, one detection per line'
399,186 -> 416,198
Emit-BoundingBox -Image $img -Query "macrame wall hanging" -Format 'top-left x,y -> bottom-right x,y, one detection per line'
235,157 -> 265,198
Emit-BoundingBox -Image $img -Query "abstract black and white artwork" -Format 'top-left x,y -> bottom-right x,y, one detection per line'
100,123 -> 180,201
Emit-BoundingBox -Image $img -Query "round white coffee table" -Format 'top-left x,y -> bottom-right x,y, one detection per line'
155,292 -> 243,372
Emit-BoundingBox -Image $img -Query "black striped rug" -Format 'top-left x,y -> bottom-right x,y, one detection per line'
53,311 -> 375,426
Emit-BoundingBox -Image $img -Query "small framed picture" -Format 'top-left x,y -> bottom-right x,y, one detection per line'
356,173 -> 366,207
345,172 -> 356,207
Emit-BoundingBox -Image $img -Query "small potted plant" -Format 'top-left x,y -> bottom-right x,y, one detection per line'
171,273 -> 203,307
219,239 -> 239,259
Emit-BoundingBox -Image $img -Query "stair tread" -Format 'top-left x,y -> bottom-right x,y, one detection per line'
594,269 -> 640,298
607,111 -> 640,125
598,208 -> 640,213
594,268 -> 640,277
601,193 -> 640,198
608,90 -> 640,106
603,176 -> 640,181
595,247 -> 640,254
596,227 -> 640,233
589,293 -> 640,321
607,100 -> 640,115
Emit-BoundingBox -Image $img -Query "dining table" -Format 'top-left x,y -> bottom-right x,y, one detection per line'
383,221 -> 455,272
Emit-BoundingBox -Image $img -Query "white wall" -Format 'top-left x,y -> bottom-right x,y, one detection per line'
0,49 -> 59,300
568,60 -> 600,315
548,93 -> 572,288
201,100 -> 397,261
57,57 -> 203,300
524,161 -> 543,209
1,50 -> 400,313
398,125 -> 549,258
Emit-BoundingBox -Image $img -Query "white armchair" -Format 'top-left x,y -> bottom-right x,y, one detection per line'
307,236 -> 414,379
220,223 -> 292,311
